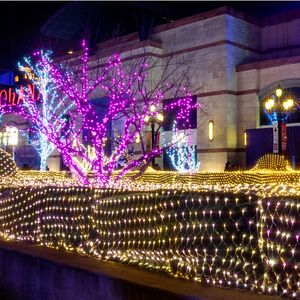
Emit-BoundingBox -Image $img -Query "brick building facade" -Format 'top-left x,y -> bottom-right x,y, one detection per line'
63,6 -> 299,171
4,6 -> 300,172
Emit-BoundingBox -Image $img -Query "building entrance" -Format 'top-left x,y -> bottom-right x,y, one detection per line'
246,126 -> 300,168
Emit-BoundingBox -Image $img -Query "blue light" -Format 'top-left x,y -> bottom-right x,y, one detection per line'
165,121 -> 200,173
18,51 -> 74,171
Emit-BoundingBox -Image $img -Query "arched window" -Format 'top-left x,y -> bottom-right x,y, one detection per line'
258,79 -> 300,126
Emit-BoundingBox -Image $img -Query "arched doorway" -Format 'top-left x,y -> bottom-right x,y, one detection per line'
257,78 -> 300,126
246,79 -> 300,168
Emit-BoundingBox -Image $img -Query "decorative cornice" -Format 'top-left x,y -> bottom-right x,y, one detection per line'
85,39 -> 261,70
196,89 -> 257,97
237,55 -> 300,72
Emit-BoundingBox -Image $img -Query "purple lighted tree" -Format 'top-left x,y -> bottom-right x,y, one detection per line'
6,41 -> 201,185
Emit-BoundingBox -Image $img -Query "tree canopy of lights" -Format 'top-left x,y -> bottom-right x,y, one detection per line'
4,41 -> 201,185
1,51 -> 74,171
165,121 -> 200,172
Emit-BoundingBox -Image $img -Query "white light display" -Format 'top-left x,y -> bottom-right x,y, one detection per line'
18,51 -> 74,171
7,127 -> 18,146
166,121 -> 200,172
0,127 -> 18,146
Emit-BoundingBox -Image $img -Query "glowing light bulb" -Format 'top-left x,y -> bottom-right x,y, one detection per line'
283,101 -> 290,110
156,113 -> 164,122
275,85 -> 282,98
265,99 -> 274,110
150,105 -> 156,112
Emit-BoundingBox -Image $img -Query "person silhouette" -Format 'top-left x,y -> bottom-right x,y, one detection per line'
224,162 -> 231,171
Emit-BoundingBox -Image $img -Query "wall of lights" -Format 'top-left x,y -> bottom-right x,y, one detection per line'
0,178 -> 299,298
0,149 -> 17,177
252,153 -> 291,171
0,150 -> 299,297
116,153 -> 299,185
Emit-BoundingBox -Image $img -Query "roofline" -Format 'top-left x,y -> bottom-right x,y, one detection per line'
54,4 -> 300,61
43,4 -> 300,53
151,5 -> 300,34
60,5 -> 258,60
152,6 -> 260,34
95,6 -> 259,50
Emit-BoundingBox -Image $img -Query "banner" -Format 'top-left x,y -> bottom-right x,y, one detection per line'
281,122 -> 287,153
273,121 -> 279,153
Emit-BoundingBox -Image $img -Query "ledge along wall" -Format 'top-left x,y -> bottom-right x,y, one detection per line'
0,237 -> 281,300
0,241 -> 196,300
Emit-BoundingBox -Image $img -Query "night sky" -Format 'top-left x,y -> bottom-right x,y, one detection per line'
1,1 -> 300,71
0,2 -> 65,70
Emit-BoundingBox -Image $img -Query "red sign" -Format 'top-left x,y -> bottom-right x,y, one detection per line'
0,84 -> 39,107
281,122 -> 287,153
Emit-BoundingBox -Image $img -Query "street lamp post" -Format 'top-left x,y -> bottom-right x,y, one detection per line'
144,105 -> 164,168
264,84 -> 294,154
151,122 -> 155,167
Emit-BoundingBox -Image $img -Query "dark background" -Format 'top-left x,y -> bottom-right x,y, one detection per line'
0,2 -> 64,70
1,1 -> 300,71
